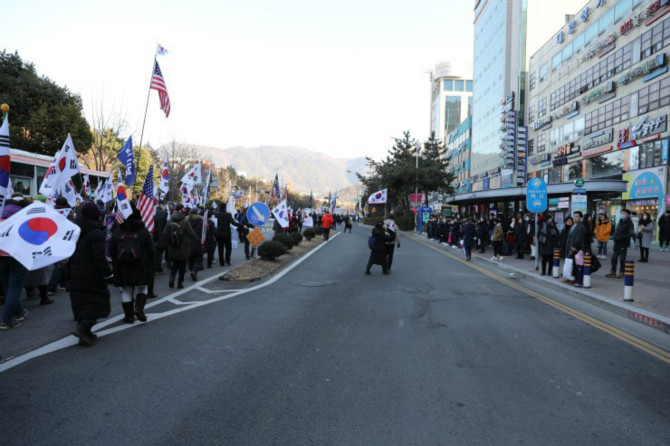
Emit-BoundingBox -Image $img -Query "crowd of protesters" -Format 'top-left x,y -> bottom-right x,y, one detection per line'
423,207 -> 670,287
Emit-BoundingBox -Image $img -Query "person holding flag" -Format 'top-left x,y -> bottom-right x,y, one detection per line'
0,104 -> 12,215
116,136 -> 136,187
39,134 -> 80,197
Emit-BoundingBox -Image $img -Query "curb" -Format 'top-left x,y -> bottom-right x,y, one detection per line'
408,233 -> 670,335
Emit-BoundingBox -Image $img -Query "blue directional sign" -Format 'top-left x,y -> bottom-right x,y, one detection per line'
247,202 -> 271,226
526,178 -> 548,213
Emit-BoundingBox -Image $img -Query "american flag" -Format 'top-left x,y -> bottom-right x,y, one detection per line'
151,61 -> 171,118
138,165 -> 157,232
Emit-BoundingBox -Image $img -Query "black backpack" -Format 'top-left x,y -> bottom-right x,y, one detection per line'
368,235 -> 377,250
118,233 -> 142,263
167,222 -> 183,247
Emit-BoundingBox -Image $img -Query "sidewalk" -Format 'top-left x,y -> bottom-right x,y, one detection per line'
411,232 -> 670,335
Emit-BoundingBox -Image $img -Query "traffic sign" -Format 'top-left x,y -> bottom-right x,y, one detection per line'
526,178 -> 548,213
574,178 -> 585,188
246,227 -> 265,247
247,202 -> 271,226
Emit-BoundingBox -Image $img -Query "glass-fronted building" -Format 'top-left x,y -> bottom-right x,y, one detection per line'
430,62 -> 474,146
447,116 -> 473,194
527,0 -> 670,224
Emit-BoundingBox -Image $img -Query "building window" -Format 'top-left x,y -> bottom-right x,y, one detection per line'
528,104 -> 536,124
455,80 -> 465,91
443,79 -> 454,91
552,52 -> 562,70
537,133 -> 547,153
540,63 -> 548,80
466,80 -> 473,92
538,98 -> 547,118
529,71 -> 537,92
445,96 -> 462,134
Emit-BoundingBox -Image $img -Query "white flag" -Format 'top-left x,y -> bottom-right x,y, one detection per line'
116,183 -> 133,219
367,188 -> 388,204
159,159 -> 170,194
271,199 -> 289,228
0,202 -> 81,271
180,162 -> 202,185
39,134 -> 80,196
93,178 -> 104,200
59,180 -> 78,207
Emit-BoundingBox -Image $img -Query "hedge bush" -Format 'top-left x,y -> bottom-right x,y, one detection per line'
313,225 -> 323,235
272,233 -> 295,250
257,241 -> 287,261
303,227 -> 316,241
290,231 -> 303,245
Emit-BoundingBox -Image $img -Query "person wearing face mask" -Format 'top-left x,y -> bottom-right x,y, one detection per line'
637,212 -> 654,263
606,208 -> 635,278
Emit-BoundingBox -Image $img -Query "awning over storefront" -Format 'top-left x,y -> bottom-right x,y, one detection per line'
445,179 -> 628,204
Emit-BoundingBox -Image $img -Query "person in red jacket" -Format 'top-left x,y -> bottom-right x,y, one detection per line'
321,211 -> 334,241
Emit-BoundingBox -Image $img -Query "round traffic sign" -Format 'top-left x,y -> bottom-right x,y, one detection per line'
247,202 -> 271,226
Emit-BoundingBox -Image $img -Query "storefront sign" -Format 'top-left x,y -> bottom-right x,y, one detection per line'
584,129 -> 614,149
620,0 -> 670,34
532,115 -> 552,131
553,101 -> 579,120
630,114 -> 667,140
618,53 -> 666,85
645,0 -> 670,25
556,142 -> 578,157
583,82 -> 615,105
571,194 -> 588,215
529,153 -> 551,165
582,34 -> 617,61
583,145 -> 613,158
622,166 -> 666,202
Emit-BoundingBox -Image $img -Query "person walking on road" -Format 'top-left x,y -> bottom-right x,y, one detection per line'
187,208 -> 206,281
384,214 -> 400,271
476,217 -> 489,254
214,206 -> 241,266
462,217 -> 477,261
205,210 -> 217,267
236,207 -> 256,260
538,215 -> 559,276
606,208 -> 635,278
110,206 -> 155,324
321,210 -> 333,241
594,213 -> 612,259
344,214 -> 353,233
165,204 -> 201,289
365,221 -> 388,275
637,212 -> 654,263
658,210 -> 670,251
67,202 -> 114,345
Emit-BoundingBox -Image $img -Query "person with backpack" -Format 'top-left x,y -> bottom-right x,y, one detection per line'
68,202 -> 114,345
110,205 -> 154,324
365,221 -> 389,275
384,214 -> 400,271
214,206 -> 242,266
165,204 -> 201,289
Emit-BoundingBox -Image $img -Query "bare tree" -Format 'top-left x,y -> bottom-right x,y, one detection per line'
82,99 -> 129,172
158,139 -> 202,199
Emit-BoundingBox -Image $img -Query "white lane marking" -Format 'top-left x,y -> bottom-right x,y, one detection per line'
167,298 -> 198,305
195,286 -> 242,294
0,233 -> 340,373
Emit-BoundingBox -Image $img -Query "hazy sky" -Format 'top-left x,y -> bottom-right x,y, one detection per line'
4,0 -> 586,161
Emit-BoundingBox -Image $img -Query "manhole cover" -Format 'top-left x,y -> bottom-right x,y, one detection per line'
294,282 -> 327,287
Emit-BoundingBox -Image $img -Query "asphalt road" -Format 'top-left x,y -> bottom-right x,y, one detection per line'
1,225 -> 669,445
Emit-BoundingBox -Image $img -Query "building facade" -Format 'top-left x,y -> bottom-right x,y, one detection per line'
527,0 -> 670,224
471,0 -> 528,190
446,116 -> 473,194
430,62 -> 473,146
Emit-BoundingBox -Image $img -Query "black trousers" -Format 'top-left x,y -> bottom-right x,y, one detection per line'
385,245 -> 396,269
170,259 -> 186,284
611,244 -> 628,274
154,246 -> 166,273
541,255 -> 553,274
639,246 -> 649,261
217,236 -> 232,265
207,248 -> 215,267
323,228 -> 331,241
492,241 -> 502,257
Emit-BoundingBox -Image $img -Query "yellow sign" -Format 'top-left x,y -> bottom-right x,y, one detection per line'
246,228 -> 265,247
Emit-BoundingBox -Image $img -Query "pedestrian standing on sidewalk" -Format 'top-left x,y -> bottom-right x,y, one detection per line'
658,210 -> 670,251
365,221 -> 388,275
637,212 -> 654,263
68,202 -> 113,345
462,217 -> 477,261
572,244 -> 585,287
514,216 -> 527,259
490,218 -> 504,261
165,204 -> 201,289
476,217 -> 489,253
538,215 -> 559,276
321,210 -> 333,241
594,213 -> 612,259
384,214 -> 400,271
110,206 -> 155,324
559,216 -> 574,260
606,208 -> 635,278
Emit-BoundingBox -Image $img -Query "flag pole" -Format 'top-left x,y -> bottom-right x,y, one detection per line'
133,53 -> 157,197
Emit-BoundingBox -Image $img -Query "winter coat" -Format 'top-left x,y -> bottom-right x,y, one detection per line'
559,224 -> 572,259
110,218 -> 155,287
188,214 -> 206,256
638,220 -> 654,248
491,223 -> 504,242
462,221 -> 477,248
476,221 -> 489,243
165,212 -> 200,261
594,219 -> 612,242
566,222 -> 586,252
658,214 -> 670,241
612,217 -> 634,246
153,206 -> 168,248
215,211 -> 240,238
514,222 -> 527,245
321,213 -> 333,229
68,217 -> 112,320
237,212 -> 254,242
538,221 -> 559,256
205,218 -> 217,250
368,226 -> 387,265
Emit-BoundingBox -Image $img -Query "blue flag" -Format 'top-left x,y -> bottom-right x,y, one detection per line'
116,136 -> 136,186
